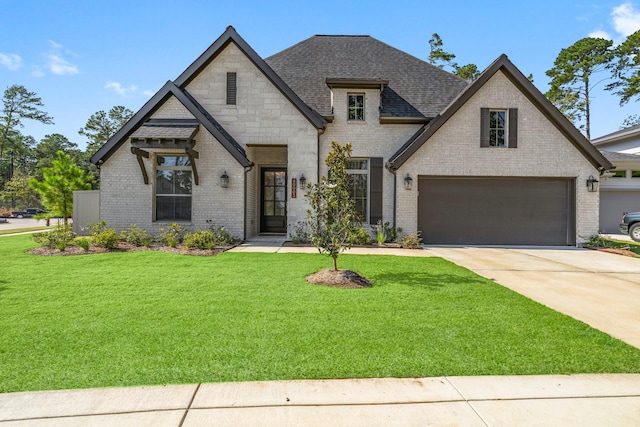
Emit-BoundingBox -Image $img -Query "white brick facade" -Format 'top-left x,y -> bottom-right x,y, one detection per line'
96,30 -> 605,246
395,71 -> 600,244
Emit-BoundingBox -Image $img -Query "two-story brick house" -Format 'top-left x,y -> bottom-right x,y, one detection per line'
90,26 -> 612,246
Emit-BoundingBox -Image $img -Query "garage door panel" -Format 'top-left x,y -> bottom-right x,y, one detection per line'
418,177 -> 575,245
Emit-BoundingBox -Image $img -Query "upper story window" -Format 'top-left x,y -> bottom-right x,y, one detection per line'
155,155 -> 192,221
481,108 -> 518,148
348,93 -> 365,121
489,110 -> 506,147
226,72 -> 237,105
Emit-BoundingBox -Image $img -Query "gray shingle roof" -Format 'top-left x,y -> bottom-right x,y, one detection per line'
600,150 -> 640,162
265,35 -> 469,118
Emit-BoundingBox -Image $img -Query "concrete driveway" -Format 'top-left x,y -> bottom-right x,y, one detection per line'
427,246 -> 640,349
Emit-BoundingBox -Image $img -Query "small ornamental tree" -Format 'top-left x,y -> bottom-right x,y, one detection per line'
305,141 -> 360,271
29,151 -> 91,225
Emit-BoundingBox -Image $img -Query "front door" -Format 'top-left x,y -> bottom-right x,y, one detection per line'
261,168 -> 287,233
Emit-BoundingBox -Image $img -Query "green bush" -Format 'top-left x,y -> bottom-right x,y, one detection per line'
89,220 -> 120,250
372,220 -> 402,243
32,225 -> 75,249
76,238 -> 91,251
400,232 -> 423,249
348,226 -> 373,245
289,221 -> 310,244
213,225 -> 239,246
123,224 -> 152,247
183,230 -> 216,250
159,223 -> 187,248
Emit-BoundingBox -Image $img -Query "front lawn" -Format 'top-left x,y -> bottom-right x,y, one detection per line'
1,234 -> 639,393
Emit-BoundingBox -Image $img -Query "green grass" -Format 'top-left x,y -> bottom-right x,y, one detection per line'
1,234 -> 639,393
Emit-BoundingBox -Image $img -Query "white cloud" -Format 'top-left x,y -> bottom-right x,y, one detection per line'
142,90 -> 155,97
47,54 -> 78,75
43,40 -> 79,75
612,3 -> 640,36
0,53 -> 22,71
589,30 -> 613,39
105,81 -> 137,97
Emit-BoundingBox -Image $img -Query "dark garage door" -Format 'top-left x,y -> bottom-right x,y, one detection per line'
418,177 -> 575,245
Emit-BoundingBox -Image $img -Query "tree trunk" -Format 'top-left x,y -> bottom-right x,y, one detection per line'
585,75 -> 591,140
332,255 -> 338,271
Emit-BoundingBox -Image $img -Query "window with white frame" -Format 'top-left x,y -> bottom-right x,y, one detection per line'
155,155 -> 192,221
348,93 -> 365,121
346,158 -> 368,221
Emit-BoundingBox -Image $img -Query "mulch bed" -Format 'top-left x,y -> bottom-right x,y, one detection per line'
306,269 -> 373,289
585,246 -> 640,257
28,242 -> 230,257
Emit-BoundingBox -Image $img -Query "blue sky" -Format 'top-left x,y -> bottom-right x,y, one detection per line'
1,0 -> 640,149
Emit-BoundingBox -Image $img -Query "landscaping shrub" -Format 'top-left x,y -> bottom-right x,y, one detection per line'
159,223 -> 187,248
289,221 -> 310,244
372,220 -> 401,243
32,225 -> 75,249
75,238 -> 91,251
183,229 -> 216,250
122,224 -> 152,247
348,226 -> 373,245
89,220 -> 120,249
213,225 -> 238,246
400,232 -> 423,249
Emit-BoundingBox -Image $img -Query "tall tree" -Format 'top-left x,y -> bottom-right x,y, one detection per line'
79,106 -> 133,185
0,84 -> 53,159
0,170 -> 40,209
607,29 -> 640,105
29,151 -> 91,225
305,142 -> 360,271
545,37 -> 614,139
428,33 -> 456,68
454,63 -> 480,82
32,133 -> 81,181
79,106 -> 133,155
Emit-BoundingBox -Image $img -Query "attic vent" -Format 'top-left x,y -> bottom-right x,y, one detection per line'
227,72 -> 237,105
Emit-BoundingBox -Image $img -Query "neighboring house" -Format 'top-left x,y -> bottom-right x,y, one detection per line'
592,128 -> 640,233
90,26 -> 612,246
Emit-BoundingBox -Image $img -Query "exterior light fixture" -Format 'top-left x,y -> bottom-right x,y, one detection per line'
299,174 -> 306,189
404,173 -> 413,190
586,175 -> 599,192
220,171 -> 229,188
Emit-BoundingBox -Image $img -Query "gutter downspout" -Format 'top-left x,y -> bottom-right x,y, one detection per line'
386,161 -> 397,230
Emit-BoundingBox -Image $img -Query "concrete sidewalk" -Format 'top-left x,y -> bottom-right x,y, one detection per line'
2,374 -> 639,426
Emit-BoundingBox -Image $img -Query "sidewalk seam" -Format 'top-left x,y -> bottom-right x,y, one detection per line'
445,377 -> 491,427
179,383 -> 201,427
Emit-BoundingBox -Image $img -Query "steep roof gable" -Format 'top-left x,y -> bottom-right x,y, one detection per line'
265,35 -> 468,119
90,81 -> 251,167
175,26 -> 326,129
388,54 -> 613,171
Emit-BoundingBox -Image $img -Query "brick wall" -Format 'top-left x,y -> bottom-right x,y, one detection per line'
395,71 -> 600,244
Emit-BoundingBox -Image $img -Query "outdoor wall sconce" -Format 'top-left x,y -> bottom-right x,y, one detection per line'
220,171 -> 229,188
586,175 -> 599,192
299,174 -> 306,189
404,173 -> 413,190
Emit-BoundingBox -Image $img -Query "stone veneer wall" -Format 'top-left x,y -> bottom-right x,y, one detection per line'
395,71 -> 600,244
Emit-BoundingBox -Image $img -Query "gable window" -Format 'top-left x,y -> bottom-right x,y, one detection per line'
489,110 -> 506,147
611,170 -> 627,178
348,93 -> 365,121
481,108 -> 518,148
155,155 -> 192,221
347,158 -> 369,221
226,72 -> 237,105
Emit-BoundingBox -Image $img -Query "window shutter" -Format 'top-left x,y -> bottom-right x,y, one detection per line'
369,157 -> 383,225
508,108 -> 518,148
226,72 -> 237,105
480,108 -> 490,147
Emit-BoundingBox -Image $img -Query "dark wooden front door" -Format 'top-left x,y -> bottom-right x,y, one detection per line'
261,168 -> 287,233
